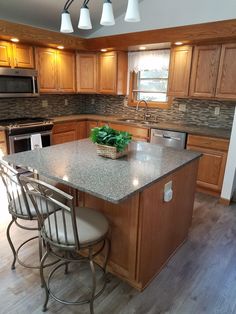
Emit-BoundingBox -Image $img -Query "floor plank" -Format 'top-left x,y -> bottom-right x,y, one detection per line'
1,182 -> 236,314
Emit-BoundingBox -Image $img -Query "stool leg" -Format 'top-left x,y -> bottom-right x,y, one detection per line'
40,250 -> 50,311
89,247 -> 96,314
6,217 -> 16,270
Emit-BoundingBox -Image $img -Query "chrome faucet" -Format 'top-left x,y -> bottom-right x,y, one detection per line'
136,99 -> 151,121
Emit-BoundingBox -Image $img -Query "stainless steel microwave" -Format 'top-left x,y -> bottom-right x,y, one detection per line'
0,67 -> 39,98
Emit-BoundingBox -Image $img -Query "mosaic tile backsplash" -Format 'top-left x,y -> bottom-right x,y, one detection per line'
0,94 -> 235,130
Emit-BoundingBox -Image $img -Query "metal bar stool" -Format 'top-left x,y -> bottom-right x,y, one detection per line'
20,175 -> 110,314
0,160 -> 59,271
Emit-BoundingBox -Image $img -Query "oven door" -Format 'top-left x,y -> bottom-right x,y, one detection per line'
9,131 -> 51,154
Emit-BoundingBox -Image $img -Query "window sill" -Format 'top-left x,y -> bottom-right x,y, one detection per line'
128,97 -> 172,109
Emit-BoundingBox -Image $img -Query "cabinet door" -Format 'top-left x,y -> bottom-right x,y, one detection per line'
0,41 -> 12,67
98,52 -> 117,94
58,51 -> 76,93
53,131 -> 77,145
36,48 -> 58,93
77,53 -> 97,93
12,44 -> 34,68
168,45 -> 192,97
77,121 -> 87,139
216,43 -> 236,99
0,131 -> 7,157
87,121 -> 98,137
187,145 -> 227,194
190,45 -> 221,98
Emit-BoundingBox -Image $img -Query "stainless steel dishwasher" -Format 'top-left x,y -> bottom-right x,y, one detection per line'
150,129 -> 187,149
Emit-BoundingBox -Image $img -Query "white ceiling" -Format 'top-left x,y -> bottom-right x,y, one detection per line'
0,0 -> 144,38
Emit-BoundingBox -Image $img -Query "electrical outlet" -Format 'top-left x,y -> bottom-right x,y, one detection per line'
164,180 -> 173,202
179,104 -> 186,112
42,100 -> 48,108
91,98 -> 95,105
214,106 -> 220,115
64,99 -> 68,106
123,96 -> 128,107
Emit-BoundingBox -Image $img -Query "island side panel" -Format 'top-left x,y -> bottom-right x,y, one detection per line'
136,159 -> 199,289
82,192 -> 140,285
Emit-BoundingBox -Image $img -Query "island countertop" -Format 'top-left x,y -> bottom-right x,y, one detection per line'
4,139 -> 201,203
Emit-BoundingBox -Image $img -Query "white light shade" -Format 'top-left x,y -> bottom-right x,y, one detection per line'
78,7 -> 92,29
125,0 -> 141,22
60,11 -> 74,33
100,1 -> 115,26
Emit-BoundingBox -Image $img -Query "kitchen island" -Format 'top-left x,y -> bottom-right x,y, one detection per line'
4,139 -> 201,290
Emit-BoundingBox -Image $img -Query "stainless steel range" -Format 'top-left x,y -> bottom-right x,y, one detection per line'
0,117 -> 53,154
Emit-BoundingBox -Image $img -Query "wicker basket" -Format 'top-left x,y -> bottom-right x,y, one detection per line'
96,143 -> 128,159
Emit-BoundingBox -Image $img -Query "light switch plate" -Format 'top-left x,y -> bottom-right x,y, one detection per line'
214,106 -> 220,115
64,99 -> 68,106
179,104 -> 186,112
42,100 -> 48,108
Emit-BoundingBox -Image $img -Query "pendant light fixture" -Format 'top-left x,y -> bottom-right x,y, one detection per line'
60,0 -> 140,33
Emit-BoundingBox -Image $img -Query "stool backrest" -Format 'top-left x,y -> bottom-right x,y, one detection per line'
0,160 -> 32,219
20,175 -> 80,251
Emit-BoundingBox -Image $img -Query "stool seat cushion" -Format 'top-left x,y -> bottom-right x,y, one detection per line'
43,207 -> 109,246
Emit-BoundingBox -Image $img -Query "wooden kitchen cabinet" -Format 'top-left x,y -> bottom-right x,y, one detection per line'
0,41 -> 12,67
216,43 -> 236,99
87,120 -> 98,137
109,123 -> 149,142
77,53 -> 97,93
36,47 -> 75,93
186,134 -> 229,196
58,51 -> 76,93
52,120 -> 87,144
0,41 -> 34,68
0,131 -> 7,157
12,44 -> 34,68
98,51 -> 128,95
168,45 -> 193,97
189,45 -> 221,98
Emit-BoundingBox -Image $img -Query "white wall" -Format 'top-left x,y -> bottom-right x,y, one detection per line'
221,107 -> 236,201
89,0 -> 236,38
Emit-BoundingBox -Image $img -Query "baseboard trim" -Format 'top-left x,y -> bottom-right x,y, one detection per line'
219,197 -> 231,206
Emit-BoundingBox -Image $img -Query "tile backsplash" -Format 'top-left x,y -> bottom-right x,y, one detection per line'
0,94 -> 235,130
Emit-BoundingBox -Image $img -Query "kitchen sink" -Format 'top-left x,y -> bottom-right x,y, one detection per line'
116,118 -> 143,123
117,118 -> 157,125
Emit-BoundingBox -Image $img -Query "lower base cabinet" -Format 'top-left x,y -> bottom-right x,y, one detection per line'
0,131 -> 7,157
52,121 -> 87,145
109,123 -> 149,142
186,134 -> 229,196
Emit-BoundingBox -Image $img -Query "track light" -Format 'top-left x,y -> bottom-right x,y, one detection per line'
60,0 -> 140,33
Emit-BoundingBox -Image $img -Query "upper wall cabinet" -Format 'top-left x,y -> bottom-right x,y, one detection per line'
77,53 -> 97,93
216,43 -> 236,99
168,45 -> 193,97
36,47 -> 75,93
0,41 -> 34,68
98,51 -> 128,95
189,45 -> 221,98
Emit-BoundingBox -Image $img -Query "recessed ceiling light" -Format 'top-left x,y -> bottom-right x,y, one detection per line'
139,46 -> 146,50
10,38 -> 19,43
57,45 -> 64,49
175,42 -> 183,46
101,49 -> 108,52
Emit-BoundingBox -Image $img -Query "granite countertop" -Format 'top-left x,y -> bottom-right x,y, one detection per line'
51,114 -> 231,140
4,139 -> 201,204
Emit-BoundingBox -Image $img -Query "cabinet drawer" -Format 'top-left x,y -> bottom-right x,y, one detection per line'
0,142 -> 7,156
109,123 -> 149,139
53,122 -> 77,134
187,134 -> 229,151
0,131 -> 6,142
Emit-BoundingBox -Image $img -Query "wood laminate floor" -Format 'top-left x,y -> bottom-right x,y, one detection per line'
1,185 -> 236,314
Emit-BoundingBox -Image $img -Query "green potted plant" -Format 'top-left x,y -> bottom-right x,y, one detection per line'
90,125 -> 132,159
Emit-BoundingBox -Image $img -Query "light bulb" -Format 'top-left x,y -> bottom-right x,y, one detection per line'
60,10 -> 74,33
125,0 -> 141,22
100,0 -> 115,26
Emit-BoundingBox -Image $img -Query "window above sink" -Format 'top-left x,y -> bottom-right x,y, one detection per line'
128,49 -> 171,109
